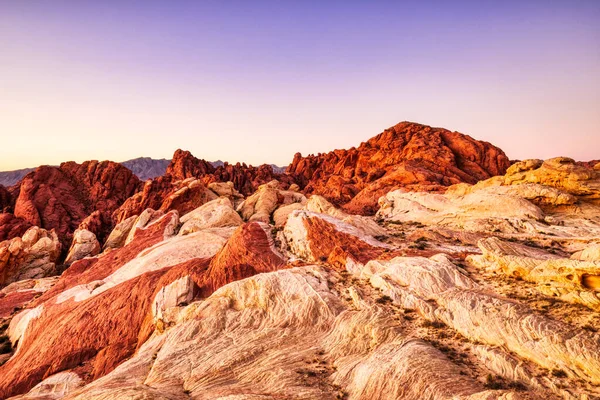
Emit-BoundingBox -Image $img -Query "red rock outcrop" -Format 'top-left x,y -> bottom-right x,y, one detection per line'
167,149 -> 294,195
0,227 -> 61,287
77,210 -> 104,241
112,177 -> 218,223
0,213 -> 31,242
0,277 -> 57,318
12,161 -> 140,248
165,149 -> 216,180
208,162 -> 295,196
200,222 -> 286,296
287,121 -> 510,214
577,160 -> 600,169
113,149 -> 296,223
283,210 -> 401,270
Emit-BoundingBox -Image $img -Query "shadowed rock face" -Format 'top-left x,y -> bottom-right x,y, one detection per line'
0,185 -> 12,211
0,213 -> 31,243
287,121 -> 510,214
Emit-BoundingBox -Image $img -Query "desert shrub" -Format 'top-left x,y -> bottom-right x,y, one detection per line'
376,295 -> 393,304
551,369 -> 568,378
421,320 -> 445,329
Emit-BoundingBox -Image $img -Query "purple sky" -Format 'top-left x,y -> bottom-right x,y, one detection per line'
1,0 -> 598,169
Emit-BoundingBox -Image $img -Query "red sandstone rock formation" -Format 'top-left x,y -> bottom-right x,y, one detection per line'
577,160 -> 600,169
112,177 -> 218,223
166,149 -> 216,180
77,211 -> 104,241
12,161 -> 140,248
0,213 -> 31,243
0,226 -> 61,287
287,121 -> 510,214
208,162 -> 295,196
167,149 -> 293,196
113,150 -> 295,223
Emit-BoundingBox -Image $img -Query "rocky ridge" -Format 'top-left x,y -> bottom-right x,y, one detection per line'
0,153 -> 598,398
287,121 -> 511,214
0,122 -> 598,399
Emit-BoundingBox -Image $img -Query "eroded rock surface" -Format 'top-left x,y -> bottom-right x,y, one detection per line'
12,162 -> 140,248
288,121 -> 510,214
0,133 -> 598,400
0,227 -> 61,287
64,229 -> 101,266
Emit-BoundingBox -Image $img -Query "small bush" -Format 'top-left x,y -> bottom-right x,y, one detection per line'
421,320 -> 445,329
523,239 -> 539,248
376,295 -> 392,304
551,369 -> 567,378
484,374 -> 527,390
484,374 -> 504,390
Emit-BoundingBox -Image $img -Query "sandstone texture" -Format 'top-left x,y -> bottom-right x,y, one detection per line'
0,125 -> 598,399
112,149 -> 294,224
179,197 -> 243,235
0,213 -> 31,243
64,229 -> 101,266
167,149 -> 295,196
237,180 -> 306,224
0,227 -> 61,287
10,162 -> 140,248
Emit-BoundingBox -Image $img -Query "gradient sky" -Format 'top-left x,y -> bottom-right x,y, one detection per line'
1,0 -> 598,170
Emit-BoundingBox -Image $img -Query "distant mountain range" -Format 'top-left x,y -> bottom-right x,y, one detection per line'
0,158 -> 287,187
0,168 -> 36,187
120,157 -> 171,181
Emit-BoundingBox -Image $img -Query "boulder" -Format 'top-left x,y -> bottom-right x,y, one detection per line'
64,229 -> 101,265
237,180 -> 307,224
207,181 -> 244,202
306,195 -> 386,237
179,197 -> 243,235
273,202 -> 304,227
236,180 -> 281,223
571,244 -> 600,261
0,213 -> 31,242
103,215 -> 138,250
0,227 -> 61,286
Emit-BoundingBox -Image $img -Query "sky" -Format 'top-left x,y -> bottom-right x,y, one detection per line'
0,0 -> 598,170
